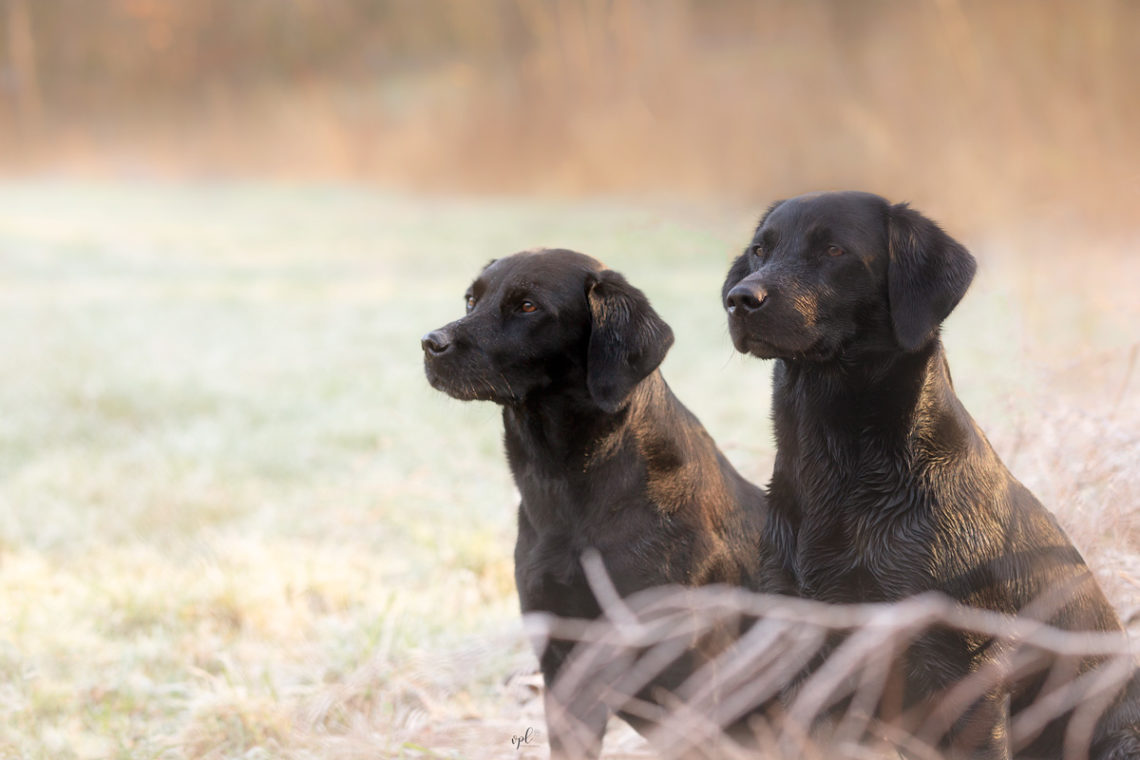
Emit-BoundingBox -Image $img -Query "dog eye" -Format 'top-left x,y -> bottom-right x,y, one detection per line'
827,245 -> 845,257
751,244 -> 765,259
465,295 -> 477,313
519,300 -> 538,314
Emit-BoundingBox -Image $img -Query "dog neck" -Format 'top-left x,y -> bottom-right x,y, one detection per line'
501,379 -> 636,470
502,371 -> 727,522
770,338 -> 980,515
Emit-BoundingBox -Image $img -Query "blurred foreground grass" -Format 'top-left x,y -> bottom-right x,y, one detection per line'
0,181 -> 1137,759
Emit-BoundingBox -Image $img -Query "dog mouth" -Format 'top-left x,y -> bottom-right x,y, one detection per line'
423,359 -> 484,399
728,320 -> 830,361
732,334 -> 783,359
424,365 -> 470,399
423,352 -> 521,403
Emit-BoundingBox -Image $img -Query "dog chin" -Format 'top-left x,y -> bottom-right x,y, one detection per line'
732,332 -> 829,361
730,331 -> 786,359
424,367 -> 498,402
741,340 -> 782,359
424,369 -> 522,403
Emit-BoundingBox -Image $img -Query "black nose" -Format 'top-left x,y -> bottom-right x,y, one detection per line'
725,285 -> 768,316
421,330 -> 452,356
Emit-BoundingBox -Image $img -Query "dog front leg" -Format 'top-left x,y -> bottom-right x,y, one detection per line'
943,689 -> 1011,760
544,685 -> 609,760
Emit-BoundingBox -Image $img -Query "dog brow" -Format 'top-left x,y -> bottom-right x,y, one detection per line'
503,284 -> 534,301
806,225 -> 832,246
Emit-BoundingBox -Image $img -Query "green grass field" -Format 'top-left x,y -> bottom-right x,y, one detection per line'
1,181 -> 1137,759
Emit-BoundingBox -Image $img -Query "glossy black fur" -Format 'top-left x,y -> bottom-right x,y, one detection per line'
723,192 -> 1139,759
423,249 -> 776,758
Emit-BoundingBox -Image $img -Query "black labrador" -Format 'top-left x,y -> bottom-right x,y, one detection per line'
423,249 -> 776,758
722,191 -> 1139,759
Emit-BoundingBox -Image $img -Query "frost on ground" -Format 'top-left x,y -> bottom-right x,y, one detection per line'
0,182 -> 1135,759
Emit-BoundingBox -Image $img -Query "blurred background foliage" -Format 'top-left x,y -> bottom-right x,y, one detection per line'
1,3 -> 1138,757
2,0 -> 1139,227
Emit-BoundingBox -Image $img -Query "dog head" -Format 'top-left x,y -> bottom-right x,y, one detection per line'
722,191 -> 976,361
422,249 -> 674,412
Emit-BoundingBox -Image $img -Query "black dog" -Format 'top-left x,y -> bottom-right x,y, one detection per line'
723,192 -> 1139,759
423,249 -> 776,758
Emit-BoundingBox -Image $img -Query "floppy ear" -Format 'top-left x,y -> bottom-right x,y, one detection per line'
586,270 -> 675,412
887,203 -> 977,352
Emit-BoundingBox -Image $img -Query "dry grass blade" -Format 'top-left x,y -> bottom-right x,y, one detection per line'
530,563 -> 1138,758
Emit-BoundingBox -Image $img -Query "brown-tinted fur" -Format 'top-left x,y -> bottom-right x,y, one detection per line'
424,249 -> 780,758
723,192 -> 1140,759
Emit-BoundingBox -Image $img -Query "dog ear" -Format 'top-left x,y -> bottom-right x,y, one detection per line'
887,203 -> 977,352
586,270 -> 674,413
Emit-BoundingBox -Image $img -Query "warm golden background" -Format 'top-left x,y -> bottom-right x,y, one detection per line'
1,2 -> 1137,758
5,0 -> 1140,224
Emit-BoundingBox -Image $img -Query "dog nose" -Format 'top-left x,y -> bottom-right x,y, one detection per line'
421,330 -> 452,356
725,285 -> 768,316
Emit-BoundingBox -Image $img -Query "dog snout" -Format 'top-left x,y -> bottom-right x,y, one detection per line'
421,329 -> 453,356
725,284 -> 768,316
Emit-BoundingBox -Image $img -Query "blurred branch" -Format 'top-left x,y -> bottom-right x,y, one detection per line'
522,561 -> 1136,759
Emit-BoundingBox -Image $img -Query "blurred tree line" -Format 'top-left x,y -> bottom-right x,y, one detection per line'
2,0 -> 1138,226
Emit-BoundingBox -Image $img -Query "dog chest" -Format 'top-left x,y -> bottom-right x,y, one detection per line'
786,465 -> 937,602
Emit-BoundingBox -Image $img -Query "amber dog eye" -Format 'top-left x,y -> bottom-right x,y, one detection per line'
519,301 -> 537,313
751,244 -> 765,259
465,295 -> 476,313
827,245 -> 845,257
